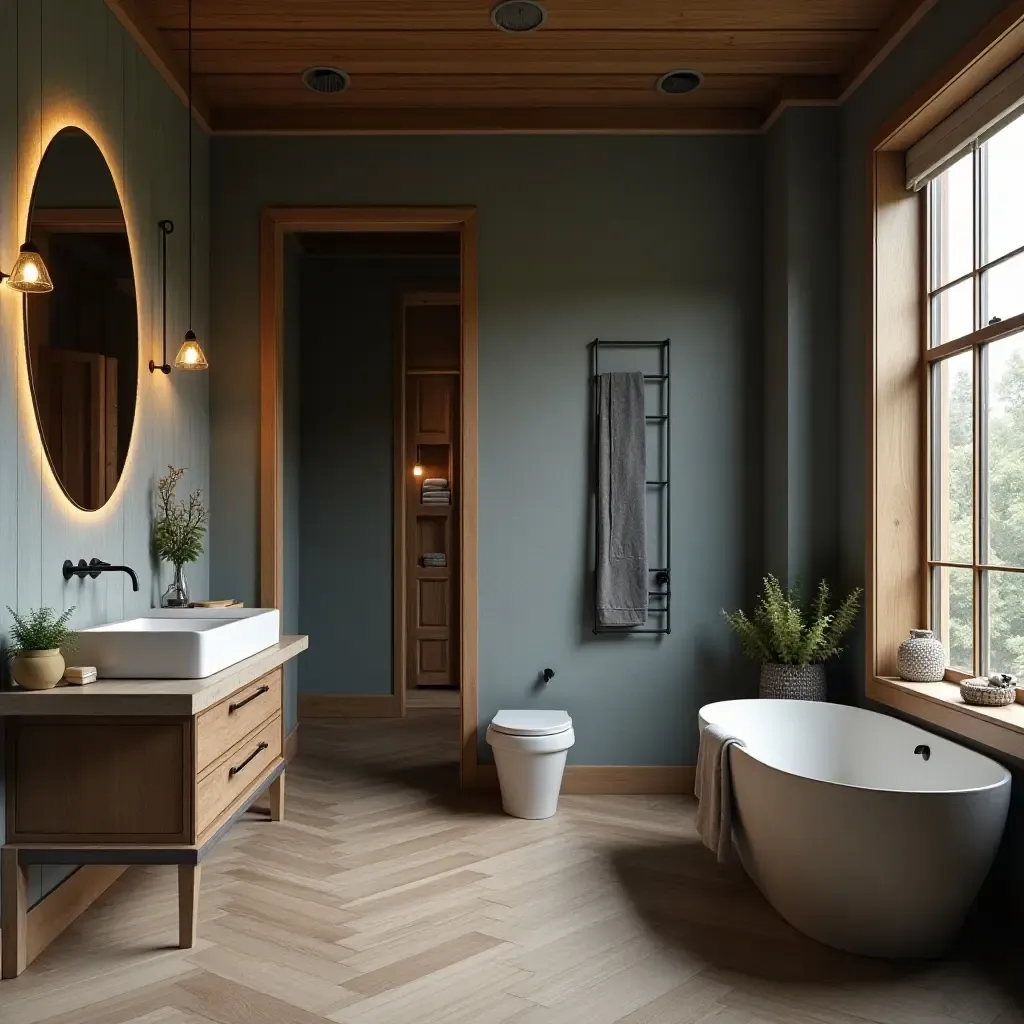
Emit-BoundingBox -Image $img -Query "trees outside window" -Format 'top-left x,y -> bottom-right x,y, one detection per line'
928,114 -> 1024,677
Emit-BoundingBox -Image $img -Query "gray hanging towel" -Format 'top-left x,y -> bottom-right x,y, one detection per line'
596,370 -> 648,626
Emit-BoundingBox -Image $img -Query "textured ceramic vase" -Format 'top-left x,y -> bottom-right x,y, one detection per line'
897,629 -> 946,682
759,663 -> 826,701
11,648 -> 65,690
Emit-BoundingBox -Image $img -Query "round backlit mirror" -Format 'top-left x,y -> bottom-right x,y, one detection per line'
24,127 -> 138,510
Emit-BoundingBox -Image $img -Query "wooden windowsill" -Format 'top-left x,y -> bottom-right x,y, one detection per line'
868,675 -> 1024,763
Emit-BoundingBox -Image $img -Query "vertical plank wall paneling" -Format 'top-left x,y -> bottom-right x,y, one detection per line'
0,0 -> 210,906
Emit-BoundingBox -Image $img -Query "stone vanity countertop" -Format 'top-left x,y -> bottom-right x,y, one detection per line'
0,635 -> 308,716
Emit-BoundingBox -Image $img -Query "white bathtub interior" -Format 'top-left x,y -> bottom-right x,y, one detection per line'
700,698 -> 1007,793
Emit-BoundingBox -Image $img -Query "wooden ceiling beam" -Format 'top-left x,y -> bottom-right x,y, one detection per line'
160,29 -> 874,53
180,51 -> 847,77
105,0 -> 212,131
838,0 -> 939,101
148,0 -> 894,33
210,105 -> 763,135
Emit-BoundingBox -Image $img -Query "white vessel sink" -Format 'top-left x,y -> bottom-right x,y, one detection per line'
74,608 -> 281,679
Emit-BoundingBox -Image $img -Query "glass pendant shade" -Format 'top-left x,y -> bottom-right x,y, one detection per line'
174,329 -> 208,370
4,242 -> 53,293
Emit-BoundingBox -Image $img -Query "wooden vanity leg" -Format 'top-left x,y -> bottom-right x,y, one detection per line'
177,863 -> 201,949
268,771 -> 286,822
1,848 -> 28,979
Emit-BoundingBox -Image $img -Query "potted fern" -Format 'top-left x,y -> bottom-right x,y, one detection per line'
154,466 -> 208,608
724,576 -> 862,701
6,606 -> 77,690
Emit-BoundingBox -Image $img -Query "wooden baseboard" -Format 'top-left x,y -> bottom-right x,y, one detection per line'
284,726 -> 299,761
475,764 -> 695,795
298,694 -> 402,719
0,864 -> 128,971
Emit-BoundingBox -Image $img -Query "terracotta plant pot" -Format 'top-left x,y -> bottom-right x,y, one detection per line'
11,648 -> 66,690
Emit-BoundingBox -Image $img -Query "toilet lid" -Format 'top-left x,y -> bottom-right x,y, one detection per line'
490,709 -> 572,737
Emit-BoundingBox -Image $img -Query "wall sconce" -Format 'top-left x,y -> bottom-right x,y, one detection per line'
1,242 -> 53,293
413,465 -> 424,477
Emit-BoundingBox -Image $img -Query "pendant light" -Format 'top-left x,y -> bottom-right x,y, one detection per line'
173,0 -> 207,371
2,2 -> 53,294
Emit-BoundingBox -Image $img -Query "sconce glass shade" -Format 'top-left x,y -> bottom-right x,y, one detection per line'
174,329 -> 208,370
413,465 -> 424,477
4,242 -> 53,293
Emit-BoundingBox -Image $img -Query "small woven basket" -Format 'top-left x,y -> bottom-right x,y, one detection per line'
959,678 -> 1017,707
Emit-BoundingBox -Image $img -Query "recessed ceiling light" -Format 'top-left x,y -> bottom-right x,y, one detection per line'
491,0 -> 546,33
301,66 -> 350,94
656,70 -> 704,96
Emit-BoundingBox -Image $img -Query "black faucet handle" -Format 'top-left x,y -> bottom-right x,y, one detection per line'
87,557 -> 109,579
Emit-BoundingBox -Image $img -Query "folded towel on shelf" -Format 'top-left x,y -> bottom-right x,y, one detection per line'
695,722 -> 745,864
596,370 -> 648,626
422,478 -> 449,489
422,493 -> 451,503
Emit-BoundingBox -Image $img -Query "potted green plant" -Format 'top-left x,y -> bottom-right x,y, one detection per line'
723,575 -> 862,701
6,606 -> 77,690
154,465 -> 208,608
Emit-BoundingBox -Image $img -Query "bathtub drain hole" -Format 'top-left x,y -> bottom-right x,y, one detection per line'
914,744 -> 931,761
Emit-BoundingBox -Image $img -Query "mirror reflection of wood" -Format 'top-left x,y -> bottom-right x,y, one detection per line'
24,127 -> 138,511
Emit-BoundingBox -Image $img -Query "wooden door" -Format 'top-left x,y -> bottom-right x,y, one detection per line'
35,349 -> 117,508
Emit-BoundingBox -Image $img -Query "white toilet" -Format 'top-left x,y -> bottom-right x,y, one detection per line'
486,710 -> 574,819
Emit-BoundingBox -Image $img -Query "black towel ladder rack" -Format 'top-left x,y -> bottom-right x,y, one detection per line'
591,338 -> 671,635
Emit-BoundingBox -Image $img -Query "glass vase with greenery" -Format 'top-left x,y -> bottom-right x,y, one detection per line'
154,466 -> 208,608
723,575 -> 862,700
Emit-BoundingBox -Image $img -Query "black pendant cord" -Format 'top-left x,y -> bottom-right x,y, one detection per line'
186,0 -> 193,339
150,220 -> 174,373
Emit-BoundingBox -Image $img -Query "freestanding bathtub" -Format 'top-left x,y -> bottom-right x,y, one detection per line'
698,699 -> 1011,958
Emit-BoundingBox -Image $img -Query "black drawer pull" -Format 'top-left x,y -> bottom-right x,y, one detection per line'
229,741 -> 268,777
229,684 -> 269,714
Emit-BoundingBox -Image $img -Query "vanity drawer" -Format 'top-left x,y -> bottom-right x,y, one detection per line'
196,668 -> 282,772
196,715 -> 281,835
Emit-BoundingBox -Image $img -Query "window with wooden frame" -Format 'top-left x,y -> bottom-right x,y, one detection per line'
868,17 -> 1024,759
926,116 -> 1024,681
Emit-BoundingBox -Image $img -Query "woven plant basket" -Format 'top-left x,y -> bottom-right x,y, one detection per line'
759,663 -> 826,701
959,679 -> 1017,707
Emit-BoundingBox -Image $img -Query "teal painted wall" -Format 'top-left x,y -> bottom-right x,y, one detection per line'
0,0 -> 210,907
763,107 -> 841,597
210,136 -> 765,765
296,255 -> 460,701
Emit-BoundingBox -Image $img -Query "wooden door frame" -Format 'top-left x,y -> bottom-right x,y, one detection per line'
259,207 -> 480,789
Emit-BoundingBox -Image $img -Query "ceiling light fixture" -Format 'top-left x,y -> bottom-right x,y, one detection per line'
301,66 -> 350,94
3,3 -> 53,294
656,70 -> 704,96
174,0 -> 208,372
491,0 -> 546,33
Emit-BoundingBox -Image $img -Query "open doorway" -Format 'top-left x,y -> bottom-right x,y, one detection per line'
259,209 -> 479,788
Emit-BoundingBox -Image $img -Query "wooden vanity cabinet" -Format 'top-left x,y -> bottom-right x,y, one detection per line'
0,637 -> 305,979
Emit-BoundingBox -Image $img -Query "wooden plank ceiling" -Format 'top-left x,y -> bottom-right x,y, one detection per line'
113,0 -> 935,133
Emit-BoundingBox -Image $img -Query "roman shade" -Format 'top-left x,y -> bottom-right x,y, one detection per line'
906,53 -> 1024,191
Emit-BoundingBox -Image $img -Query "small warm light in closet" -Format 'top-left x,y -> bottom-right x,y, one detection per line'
174,330 -> 208,370
2,243 -> 53,293
412,465 -> 424,477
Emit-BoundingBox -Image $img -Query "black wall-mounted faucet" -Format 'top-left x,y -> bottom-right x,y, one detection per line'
63,558 -> 140,592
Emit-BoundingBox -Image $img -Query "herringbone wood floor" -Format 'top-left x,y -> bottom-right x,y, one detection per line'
1,710 -> 1021,1024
